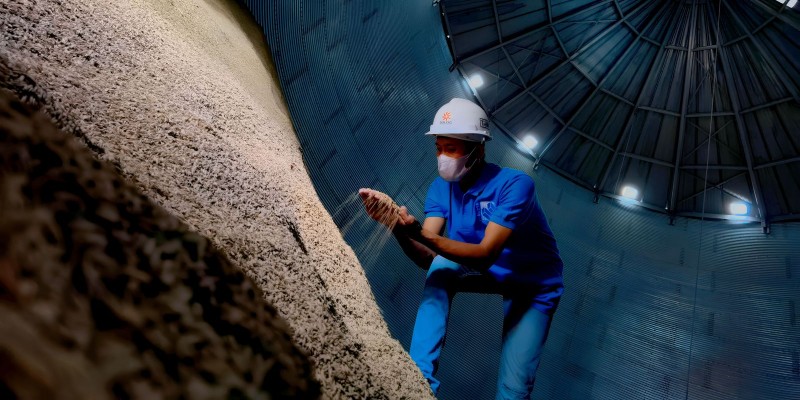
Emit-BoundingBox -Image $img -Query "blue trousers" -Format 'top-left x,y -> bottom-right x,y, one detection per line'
410,256 -> 554,399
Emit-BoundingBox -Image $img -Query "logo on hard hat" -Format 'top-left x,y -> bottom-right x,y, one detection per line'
480,118 -> 489,129
441,111 -> 452,124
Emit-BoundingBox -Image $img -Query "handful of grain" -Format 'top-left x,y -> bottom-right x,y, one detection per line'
359,188 -> 401,229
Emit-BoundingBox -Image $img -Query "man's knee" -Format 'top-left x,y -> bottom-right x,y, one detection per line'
496,382 -> 533,400
428,255 -> 460,270
427,256 -> 462,276
425,256 -> 462,284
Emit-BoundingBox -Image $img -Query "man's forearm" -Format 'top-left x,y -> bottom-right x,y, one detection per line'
393,229 -> 437,269
418,230 -> 494,271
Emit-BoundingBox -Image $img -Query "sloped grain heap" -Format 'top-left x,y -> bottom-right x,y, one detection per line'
0,89 -> 319,399
0,0 -> 432,398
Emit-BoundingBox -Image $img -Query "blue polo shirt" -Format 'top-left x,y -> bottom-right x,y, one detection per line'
424,163 -> 563,314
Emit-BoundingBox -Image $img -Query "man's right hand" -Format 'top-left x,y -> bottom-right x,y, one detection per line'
359,188 -> 424,233
359,188 -> 398,227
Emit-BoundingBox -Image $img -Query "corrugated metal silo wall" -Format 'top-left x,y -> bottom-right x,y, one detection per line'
239,2 -> 800,399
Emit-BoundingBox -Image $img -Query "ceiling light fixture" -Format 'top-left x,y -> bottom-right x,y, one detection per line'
522,135 -> 538,150
468,74 -> 484,89
729,202 -> 749,215
621,186 -> 639,201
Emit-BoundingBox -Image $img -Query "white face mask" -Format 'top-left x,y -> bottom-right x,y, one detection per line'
438,147 -> 477,182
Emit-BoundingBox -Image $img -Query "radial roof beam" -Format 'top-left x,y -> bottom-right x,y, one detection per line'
598,7 -> 678,190
723,1 -> 800,102
548,0 -> 570,56
535,3 -> 661,162
440,1 -> 459,66
716,4 -> 768,224
454,0 -> 613,67
492,0 -> 502,41
747,0 -> 800,32
668,0 -> 699,215
493,0 -> 652,116
491,0 -> 529,94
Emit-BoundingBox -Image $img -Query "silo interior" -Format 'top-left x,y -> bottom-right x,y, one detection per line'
1,0 -> 799,399
245,0 -> 799,399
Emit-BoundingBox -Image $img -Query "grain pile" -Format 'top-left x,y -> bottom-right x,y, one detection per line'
0,89 -> 318,399
0,0 -> 432,398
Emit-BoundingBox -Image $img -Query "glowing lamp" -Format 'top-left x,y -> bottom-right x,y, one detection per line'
729,202 -> 749,215
468,74 -> 484,89
621,186 -> 639,200
522,135 -> 538,150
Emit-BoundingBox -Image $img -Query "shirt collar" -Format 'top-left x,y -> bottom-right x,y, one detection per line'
455,162 -> 499,197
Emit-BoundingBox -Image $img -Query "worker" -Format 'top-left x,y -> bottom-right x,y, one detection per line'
360,97 -> 564,399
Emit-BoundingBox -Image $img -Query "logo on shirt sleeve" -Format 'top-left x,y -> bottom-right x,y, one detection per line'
476,201 -> 496,224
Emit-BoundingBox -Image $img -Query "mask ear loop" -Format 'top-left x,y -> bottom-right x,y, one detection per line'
465,141 -> 481,169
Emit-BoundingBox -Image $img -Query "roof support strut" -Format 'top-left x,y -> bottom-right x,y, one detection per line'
668,0 -> 698,216
747,0 -> 800,33
715,6 -> 768,229
723,2 -> 800,103
535,2 -> 662,163
491,0 -> 652,116
455,1 -> 613,68
679,171 -> 747,204
598,5 -> 678,191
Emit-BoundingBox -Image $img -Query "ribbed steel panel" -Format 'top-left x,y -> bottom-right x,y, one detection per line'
238,1 -> 800,399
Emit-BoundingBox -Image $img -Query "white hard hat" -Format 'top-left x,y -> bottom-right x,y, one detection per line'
425,98 -> 492,142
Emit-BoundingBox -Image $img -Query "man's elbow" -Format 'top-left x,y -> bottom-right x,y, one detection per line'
473,247 -> 501,271
415,254 -> 435,270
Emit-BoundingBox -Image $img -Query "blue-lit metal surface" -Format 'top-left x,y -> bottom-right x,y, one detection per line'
239,1 -> 799,399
